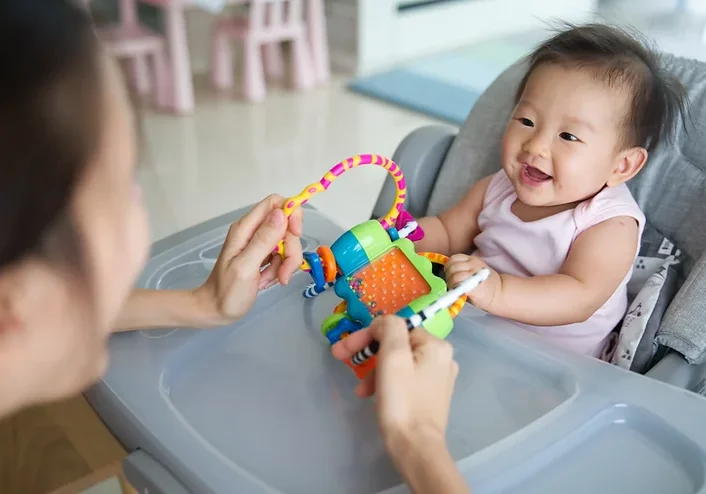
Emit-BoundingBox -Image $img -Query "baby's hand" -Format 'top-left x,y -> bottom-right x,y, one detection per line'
445,254 -> 501,312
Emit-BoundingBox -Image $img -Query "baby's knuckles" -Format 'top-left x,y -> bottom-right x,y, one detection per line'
466,265 -> 500,312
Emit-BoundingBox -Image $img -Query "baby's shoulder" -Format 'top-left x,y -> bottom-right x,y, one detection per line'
481,169 -> 515,207
574,184 -> 645,234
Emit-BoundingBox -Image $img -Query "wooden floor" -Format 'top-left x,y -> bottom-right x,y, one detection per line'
0,394 -> 132,494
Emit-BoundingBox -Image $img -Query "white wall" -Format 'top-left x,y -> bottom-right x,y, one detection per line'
601,0 -> 706,15
356,0 -> 600,74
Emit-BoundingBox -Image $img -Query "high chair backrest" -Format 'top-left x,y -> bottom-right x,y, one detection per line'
249,0 -> 304,32
423,53 -> 706,368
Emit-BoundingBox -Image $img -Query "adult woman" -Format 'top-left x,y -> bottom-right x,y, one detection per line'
1,1 -> 468,491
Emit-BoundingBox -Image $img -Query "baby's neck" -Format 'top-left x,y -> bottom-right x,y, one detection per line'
511,199 -> 581,223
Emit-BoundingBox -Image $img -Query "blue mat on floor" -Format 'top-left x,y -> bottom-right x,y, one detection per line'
348,37 -> 542,125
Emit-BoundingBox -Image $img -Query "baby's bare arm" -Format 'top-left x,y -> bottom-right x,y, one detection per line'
414,175 -> 493,256
488,216 -> 640,326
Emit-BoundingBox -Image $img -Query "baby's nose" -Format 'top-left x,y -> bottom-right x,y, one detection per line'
522,134 -> 550,159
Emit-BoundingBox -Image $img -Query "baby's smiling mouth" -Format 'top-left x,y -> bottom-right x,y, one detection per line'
521,163 -> 552,184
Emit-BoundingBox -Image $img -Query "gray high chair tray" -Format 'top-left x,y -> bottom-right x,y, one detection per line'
86,204 -> 706,494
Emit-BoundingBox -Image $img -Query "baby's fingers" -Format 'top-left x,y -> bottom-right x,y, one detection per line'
446,269 -> 475,290
444,256 -> 473,277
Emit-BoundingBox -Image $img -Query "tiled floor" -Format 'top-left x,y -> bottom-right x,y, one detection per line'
137,75 -> 443,243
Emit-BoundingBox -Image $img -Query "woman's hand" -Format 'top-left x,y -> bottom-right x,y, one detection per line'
331,317 -> 470,493
115,195 -> 303,332
445,254 -> 501,312
331,316 -> 458,454
193,194 -> 303,326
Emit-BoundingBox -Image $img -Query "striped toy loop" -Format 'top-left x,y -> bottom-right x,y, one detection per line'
274,154 -> 407,270
418,252 -> 468,318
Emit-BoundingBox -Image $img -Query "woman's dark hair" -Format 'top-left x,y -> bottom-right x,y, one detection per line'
516,23 -> 688,153
0,0 -> 103,269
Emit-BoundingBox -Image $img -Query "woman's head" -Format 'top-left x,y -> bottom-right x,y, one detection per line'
0,0 -> 148,415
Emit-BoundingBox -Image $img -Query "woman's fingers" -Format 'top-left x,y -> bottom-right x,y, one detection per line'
229,208 -> 287,277
259,255 -> 282,290
331,326 -> 374,360
221,195 -> 287,262
279,231 -> 303,285
356,369 -> 376,397
288,204 -> 304,237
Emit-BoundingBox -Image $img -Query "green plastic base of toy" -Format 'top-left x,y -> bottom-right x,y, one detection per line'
321,295 -> 454,344
405,293 -> 454,340
322,313 -> 346,338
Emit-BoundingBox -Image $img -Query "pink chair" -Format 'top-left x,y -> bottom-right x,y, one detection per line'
210,0 -> 315,102
86,0 -> 171,110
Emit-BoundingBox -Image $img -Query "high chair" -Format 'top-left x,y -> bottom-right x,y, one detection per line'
86,51 -> 706,494
87,0 -> 171,110
210,0 -> 315,102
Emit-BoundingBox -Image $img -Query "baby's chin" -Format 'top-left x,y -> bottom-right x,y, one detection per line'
511,182 -> 559,208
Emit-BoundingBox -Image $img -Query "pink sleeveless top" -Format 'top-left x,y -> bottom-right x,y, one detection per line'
473,170 -> 645,357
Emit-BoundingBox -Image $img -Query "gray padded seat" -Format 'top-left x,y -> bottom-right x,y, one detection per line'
374,53 -> 706,378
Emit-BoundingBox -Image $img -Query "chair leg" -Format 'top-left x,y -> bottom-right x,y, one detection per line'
152,48 -> 171,110
263,42 -> 285,81
243,40 -> 266,102
290,33 -> 315,91
211,28 -> 234,90
130,55 -> 152,96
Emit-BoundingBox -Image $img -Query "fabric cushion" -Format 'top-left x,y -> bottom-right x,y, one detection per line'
637,55 -> 706,364
611,224 -> 684,373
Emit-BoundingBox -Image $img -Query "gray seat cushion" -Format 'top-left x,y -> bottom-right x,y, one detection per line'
426,59 -> 527,217
425,52 -> 706,365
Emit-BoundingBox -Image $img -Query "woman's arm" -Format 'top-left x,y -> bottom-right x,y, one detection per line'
114,288 -> 223,332
331,317 -> 471,494
388,429 -> 470,494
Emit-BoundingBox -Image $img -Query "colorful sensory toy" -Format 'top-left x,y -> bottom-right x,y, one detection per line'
276,154 -> 466,379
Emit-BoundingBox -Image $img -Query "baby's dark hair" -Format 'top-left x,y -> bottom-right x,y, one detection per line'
0,0 -> 103,270
516,23 -> 687,153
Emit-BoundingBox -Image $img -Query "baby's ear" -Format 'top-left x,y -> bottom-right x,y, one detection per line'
606,146 -> 648,187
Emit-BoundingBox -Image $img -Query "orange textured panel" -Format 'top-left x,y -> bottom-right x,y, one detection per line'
346,248 -> 430,317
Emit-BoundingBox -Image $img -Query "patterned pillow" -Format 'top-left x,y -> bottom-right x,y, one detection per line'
610,223 -> 685,374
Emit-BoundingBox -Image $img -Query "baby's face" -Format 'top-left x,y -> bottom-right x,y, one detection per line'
501,63 -> 631,208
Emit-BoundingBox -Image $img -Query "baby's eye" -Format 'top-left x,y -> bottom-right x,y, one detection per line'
517,117 -> 534,127
560,132 -> 579,142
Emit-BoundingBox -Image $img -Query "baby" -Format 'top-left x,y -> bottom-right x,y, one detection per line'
414,24 -> 687,358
